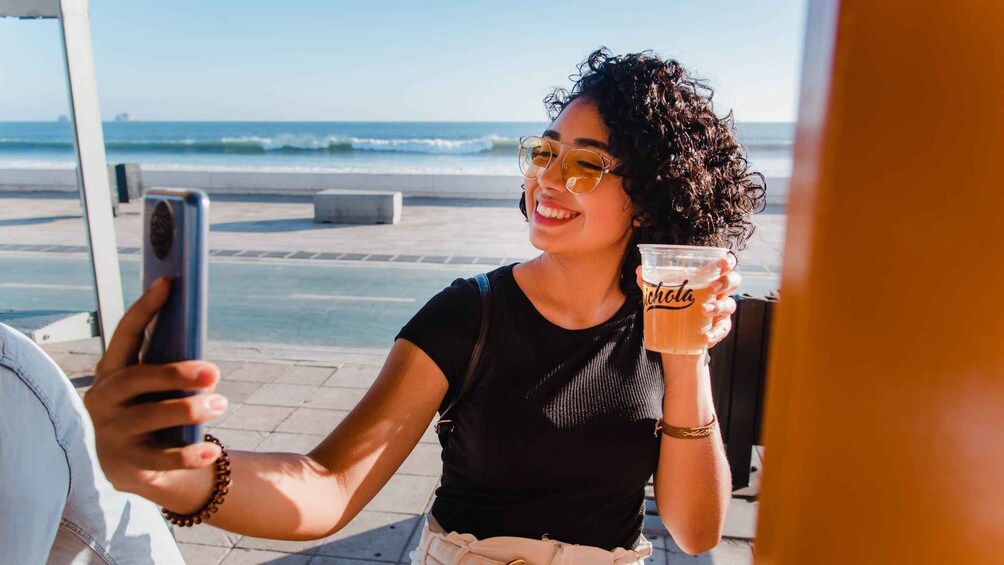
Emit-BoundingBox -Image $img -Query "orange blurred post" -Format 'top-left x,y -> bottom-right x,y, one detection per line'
755,1 -> 1004,563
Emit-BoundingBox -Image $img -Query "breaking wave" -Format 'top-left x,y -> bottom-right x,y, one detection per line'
0,135 -> 522,155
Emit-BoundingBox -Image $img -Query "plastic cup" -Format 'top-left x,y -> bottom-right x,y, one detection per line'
638,244 -> 729,355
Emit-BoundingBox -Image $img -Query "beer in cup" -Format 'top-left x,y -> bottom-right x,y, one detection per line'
638,244 -> 728,355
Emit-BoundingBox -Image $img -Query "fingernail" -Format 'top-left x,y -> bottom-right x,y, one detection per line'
702,304 -> 715,314
196,365 -> 216,382
201,448 -> 217,460
152,276 -> 169,290
206,394 -> 228,413
711,281 -> 723,292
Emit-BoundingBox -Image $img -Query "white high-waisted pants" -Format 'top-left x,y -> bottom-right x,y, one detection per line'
408,513 -> 653,565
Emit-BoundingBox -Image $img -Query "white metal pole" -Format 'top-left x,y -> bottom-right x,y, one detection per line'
58,0 -> 123,349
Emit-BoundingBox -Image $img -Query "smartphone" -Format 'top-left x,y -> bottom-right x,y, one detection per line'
138,188 -> 210,447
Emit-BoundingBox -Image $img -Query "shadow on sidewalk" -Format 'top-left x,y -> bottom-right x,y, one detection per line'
0,192 -> 77,200
212,219 -> 348,233
404,197 -> 516,208
0,215 -> 80,227
223,514 -> 422,563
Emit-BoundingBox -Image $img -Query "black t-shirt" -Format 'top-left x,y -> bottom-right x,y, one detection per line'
395,264 -> 665,550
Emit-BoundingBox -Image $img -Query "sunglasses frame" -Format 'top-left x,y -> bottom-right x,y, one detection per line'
518,135 -> 617,194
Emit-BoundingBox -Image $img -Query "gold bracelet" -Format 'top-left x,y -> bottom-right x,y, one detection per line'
654,415 -> 718,439
162,434 -> 231,527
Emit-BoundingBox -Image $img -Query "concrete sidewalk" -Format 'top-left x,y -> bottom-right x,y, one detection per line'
0,193 -> 785,277
6,192 -> 779,564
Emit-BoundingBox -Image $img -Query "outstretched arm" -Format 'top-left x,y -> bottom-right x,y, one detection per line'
86,280 -> 447,540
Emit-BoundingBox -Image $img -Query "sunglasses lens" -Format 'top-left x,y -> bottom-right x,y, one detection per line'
519,136 -> 553,178
561,149 -> 605,193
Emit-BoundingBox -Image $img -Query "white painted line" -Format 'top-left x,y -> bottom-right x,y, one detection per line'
288,293 -> 416,303
0,283 -> 92,291
0,282 -> 92,290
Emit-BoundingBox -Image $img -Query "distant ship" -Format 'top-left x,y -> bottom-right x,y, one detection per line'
114,113 -> 137,122
56,115 -> 70,123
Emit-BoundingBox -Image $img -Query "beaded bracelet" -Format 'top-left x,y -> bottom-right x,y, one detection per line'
654,415 -> 718,439
162,434 -> 231,527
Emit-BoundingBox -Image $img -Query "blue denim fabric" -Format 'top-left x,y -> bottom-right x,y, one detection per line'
0,323 -> 184,564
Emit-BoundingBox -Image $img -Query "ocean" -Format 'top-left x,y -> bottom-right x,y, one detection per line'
0,121 -> 794,177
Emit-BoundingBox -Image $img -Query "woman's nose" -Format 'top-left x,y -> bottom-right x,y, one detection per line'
536,150 -> 566,192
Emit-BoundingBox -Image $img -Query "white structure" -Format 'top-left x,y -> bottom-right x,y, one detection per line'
1,0 -> 123,348
313,189 -> 403,225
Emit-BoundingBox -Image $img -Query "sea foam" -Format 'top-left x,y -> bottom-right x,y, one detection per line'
0,135 -> 520,155
216,135 -> 520,155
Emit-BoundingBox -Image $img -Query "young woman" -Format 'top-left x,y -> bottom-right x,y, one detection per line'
85,49 -> 765,563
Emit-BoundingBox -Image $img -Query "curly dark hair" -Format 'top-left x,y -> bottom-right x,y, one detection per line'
519,48 -> 767,293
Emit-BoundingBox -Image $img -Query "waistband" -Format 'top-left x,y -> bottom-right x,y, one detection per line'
411,514 -> 653,565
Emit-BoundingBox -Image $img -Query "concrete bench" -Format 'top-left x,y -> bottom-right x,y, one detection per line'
313,189 -> 402,225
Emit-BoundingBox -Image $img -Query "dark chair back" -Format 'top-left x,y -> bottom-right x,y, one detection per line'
709,293 -> 778,490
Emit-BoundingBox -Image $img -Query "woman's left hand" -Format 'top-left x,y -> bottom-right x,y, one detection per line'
702,254 -> 741,348
635,253 -> 742,349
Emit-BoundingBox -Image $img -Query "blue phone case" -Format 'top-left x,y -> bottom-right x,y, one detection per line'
138,188 -> 209,447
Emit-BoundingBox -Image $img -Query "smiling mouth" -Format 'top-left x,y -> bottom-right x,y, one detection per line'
535,201 -> 581,221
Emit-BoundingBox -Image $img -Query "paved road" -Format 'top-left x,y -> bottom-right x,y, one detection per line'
1,254 -> 488,349
0,251 -> 780,350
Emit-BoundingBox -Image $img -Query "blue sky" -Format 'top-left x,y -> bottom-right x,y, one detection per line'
0,0 -> 807,122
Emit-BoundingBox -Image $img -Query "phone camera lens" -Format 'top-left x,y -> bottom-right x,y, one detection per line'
150,201 -> 174,260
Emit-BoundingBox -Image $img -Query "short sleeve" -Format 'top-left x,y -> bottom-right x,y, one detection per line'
395,277 -> 480,400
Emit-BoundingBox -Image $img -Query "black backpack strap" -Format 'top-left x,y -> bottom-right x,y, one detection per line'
435,272 -> 491,434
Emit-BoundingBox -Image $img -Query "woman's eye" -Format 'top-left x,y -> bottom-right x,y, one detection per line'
577,160 -> 603,171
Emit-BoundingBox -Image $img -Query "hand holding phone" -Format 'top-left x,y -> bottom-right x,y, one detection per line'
138,188 -> 210,447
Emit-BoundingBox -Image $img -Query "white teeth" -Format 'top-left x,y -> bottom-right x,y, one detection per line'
536,203 -> 580,220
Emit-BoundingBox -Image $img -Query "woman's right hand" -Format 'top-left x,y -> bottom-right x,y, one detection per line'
84,277 -> 228,499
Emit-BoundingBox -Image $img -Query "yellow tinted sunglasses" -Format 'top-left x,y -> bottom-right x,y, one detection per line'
518,135 -> 616,194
